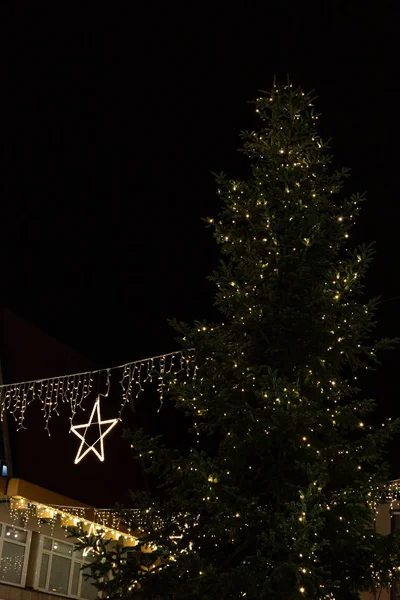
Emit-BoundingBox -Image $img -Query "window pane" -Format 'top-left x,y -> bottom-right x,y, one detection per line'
81,573 -> 99,600
5,525 -> 27,543
39,553 -> 49,588
48,555 -> 71,595
71,562 -> 80,596
43,537 -> 53,551
0,541 -> 25,584
53,540 -> 73,556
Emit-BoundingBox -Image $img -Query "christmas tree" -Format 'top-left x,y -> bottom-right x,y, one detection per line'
77,82 -> 400,599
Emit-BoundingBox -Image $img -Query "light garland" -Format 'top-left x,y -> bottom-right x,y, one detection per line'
1,493 -> 138,546
0,349 -> 195,434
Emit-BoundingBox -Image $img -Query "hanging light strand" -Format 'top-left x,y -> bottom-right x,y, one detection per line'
0,349 -> 196,432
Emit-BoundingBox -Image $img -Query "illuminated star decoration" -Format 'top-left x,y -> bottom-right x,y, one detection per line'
71,396 -> 119,464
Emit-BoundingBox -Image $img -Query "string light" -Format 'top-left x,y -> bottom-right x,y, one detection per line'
1,492 -> 138,546
0,349 -> 196,433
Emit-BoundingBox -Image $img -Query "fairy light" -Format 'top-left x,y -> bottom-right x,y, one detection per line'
0,349 -> 196,435
3,493 -> 138,546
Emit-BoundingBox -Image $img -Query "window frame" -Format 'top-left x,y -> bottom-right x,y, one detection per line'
0,520 -> 32,587
34,534 -> 98,599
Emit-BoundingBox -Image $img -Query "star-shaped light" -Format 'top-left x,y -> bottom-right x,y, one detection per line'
71,397 -> 119,464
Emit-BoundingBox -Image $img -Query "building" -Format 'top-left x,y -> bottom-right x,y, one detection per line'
0,476 -> 137,600
358,484 -> 400,600
0,309 -> 142,599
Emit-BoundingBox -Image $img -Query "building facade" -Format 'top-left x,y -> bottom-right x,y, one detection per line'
0,476 -> 136,600
0,477 -> 95,600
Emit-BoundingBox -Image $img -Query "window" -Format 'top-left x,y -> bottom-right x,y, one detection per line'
36,536 -> 98,599
0,521 -> 31,586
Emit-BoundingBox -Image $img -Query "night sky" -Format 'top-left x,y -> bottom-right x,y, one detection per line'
3,3 -> 400,478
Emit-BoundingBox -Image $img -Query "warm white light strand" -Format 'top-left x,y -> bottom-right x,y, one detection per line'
0,349 -> 195,433
0,494 -> 138,544
0,349 -> 194,389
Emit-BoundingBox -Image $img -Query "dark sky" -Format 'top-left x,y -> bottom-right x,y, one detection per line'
3,3 -> 400,427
